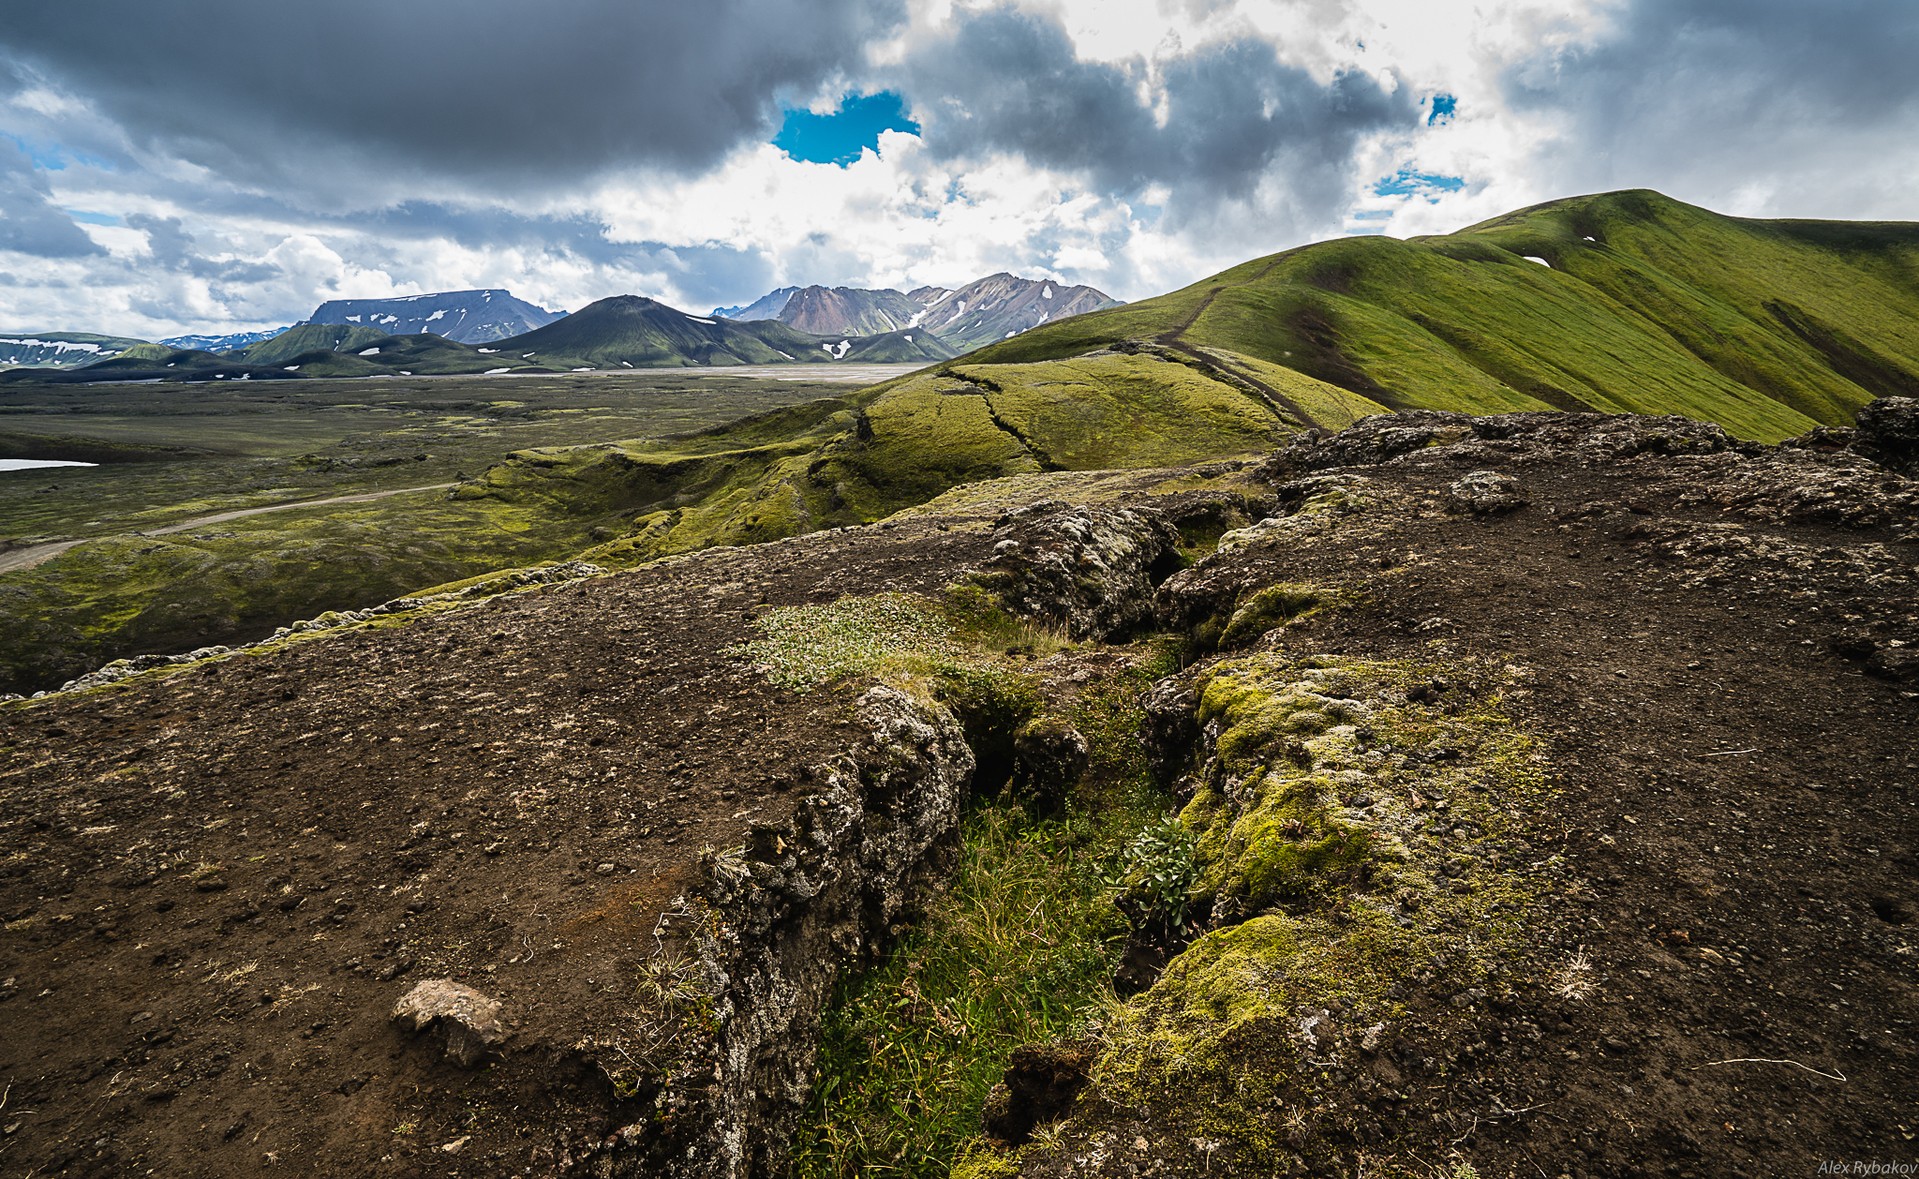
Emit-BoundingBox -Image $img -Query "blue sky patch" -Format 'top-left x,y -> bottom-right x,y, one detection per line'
1373,168 -> 1466,200
773,91 -> 920,166
5,134 -> 118,173
64,209 -> 123,226
1427,93 -> 1457,125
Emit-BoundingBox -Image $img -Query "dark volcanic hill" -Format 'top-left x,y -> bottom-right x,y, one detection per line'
490,294 -> 827,368
1,402 -> 1914,1177
306,289 -> 562,343
826,326 -> 958,363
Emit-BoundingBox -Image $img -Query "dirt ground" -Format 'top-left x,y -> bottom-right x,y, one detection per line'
1008,414 -> 1919,1178
0,506 -> 1009,1175
1,410 -> 1915,1178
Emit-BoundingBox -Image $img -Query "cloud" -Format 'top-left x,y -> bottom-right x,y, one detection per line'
0,136 -> 101,258
890,5 -> 1413,235
1504,0 -> 1919,216
1,0 -> 905,199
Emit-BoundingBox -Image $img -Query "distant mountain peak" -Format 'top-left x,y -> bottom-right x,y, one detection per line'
304,290 -> 561,344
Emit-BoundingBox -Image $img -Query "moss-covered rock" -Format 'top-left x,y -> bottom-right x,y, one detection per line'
982,653 -> 1559,1175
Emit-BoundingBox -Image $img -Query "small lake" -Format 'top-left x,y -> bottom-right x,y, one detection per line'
0,459 -> 98,472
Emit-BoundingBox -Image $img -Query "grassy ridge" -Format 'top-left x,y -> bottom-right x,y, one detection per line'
475,352 -> 1290,565
476,190 -> 1917,585
964,190 -> 1919,440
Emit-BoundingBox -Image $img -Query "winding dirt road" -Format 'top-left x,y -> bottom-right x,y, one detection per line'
0,482 -> 455,574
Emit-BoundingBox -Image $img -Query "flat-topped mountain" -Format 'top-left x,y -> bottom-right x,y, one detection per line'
0,330 -> 149,370
305,289 -> 563,343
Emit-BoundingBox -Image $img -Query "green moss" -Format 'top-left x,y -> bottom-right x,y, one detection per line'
1054,652 -> 1557,1167
794,649 -> 1175,1178
1215,582 -> 1341,650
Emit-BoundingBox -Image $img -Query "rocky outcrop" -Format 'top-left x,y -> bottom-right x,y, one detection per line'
975,503 -> 1181,640
608,685 -> 976,1178
1854,395 -> 1919,474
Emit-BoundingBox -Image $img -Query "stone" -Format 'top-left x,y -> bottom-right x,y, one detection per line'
1447,469 -> 1529,515
391,979 -> 506,1066
1854,395 -> 1919,474
1009,717 -> 1090,810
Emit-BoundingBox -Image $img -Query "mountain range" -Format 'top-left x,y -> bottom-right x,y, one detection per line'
713,273 -> 1123,351
1,273 -> 1115,377
0,331 -> 150,370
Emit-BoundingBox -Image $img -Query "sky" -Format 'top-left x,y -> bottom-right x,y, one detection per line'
1,0 -> 1915,338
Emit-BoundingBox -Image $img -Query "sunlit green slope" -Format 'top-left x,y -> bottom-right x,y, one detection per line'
967,189 -> 1919,440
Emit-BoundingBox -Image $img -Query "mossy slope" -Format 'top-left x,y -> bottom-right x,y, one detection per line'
988,653 -> 1558,1175
476,354 -> 1292,564
962,190 -> 1919,440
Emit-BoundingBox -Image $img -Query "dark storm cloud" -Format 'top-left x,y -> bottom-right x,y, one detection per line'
0,137 -> 102,257
124,214 -> 279,283
1506,0 -> 1919,193
893,6 -> 1411,226
1,0 -> 903,192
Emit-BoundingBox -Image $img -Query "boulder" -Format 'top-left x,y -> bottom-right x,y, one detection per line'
392,979 -> 506,1067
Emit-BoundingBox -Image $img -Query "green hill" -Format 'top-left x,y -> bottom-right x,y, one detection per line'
491,295 -> 830,368
965,189 -> 1919,440
238,323 -> 387,365
461,191 -> 1919,567
833,328 -> 959,364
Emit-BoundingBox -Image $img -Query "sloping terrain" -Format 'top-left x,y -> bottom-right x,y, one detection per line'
489,296 -> 841,369
1,403 -> 1913,1178
776,285 -> 927,336
916,274 -> 1123,351
469,348 -> 1302,565
460,192 -> 1919,581
307,290 -> 564,343
962,190 -> 1919,442
0,331 -> 150,370
239,322 -> 389,365
830,328 -> 958,364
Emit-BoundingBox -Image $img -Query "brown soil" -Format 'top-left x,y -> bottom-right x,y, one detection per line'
2,409 -> 1916,1179
1012,415 -> 1919,1177
0,511 -> 1002,1175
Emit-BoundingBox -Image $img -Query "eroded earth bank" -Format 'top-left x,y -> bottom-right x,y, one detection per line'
2,404 -> 1916,1177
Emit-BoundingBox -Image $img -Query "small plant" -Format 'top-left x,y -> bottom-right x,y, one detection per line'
1117,816 -> 1201,933
638,948 -> 705,1009
1550,948 -> 1599,1001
